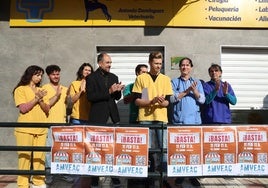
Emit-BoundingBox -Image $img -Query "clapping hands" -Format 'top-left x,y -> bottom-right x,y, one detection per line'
109,82 -> 125,94
35,89 -> 47,100
151,95 -> 167,106
80,79 -> 86,93
215,80 -> 228,95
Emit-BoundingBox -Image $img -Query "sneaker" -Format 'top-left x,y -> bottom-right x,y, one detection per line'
175,177 -> 184,186
45,175 -> 54,185
111,178 -> 121,188
189,178 -> 201,186
91,177 -> 99,188
59,175 -> 74,183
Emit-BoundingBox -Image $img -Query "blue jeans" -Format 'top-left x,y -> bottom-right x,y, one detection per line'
70,118 -> 88,125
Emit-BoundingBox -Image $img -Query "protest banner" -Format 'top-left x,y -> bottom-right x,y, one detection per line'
114,127 -> 149,177
237,126 -> 268,175
51,126 -> 84,174
167,126 -> 202,177
84,126 -> 115,176
202,126 -> 237,176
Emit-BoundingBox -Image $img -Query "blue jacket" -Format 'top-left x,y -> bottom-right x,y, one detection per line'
170,77 -> 205,125
202,80 -> 237,124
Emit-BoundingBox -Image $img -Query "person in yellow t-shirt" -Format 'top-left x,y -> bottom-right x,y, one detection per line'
132,51 -> 173,187
13,65 -> 49,188
42,65 -> 68,124
68,63 -> 93,125
42,65 -> 74,185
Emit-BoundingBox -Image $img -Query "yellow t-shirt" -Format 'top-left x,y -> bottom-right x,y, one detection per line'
132,73 -> 173,123
14,85 -> 48,134
69,80 -> 91,121
42,84 -> 68,123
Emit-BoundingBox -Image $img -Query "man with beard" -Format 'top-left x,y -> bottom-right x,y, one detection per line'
42,65 -> 74,185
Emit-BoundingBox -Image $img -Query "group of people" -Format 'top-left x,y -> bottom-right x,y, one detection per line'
12,63 -> 94,188
12,51 -> 237,188
122,54 -> 237,187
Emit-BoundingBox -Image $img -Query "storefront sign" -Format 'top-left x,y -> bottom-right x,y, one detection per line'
10,0 -> 268,28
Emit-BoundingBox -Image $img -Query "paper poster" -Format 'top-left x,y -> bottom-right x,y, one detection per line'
114,127 -> 149,177
237,126 -> 268,175
50,126 -> 85,174
141,88 -> 149,100
84,126 -> 115,176
167,126 -> 202,177
202,126 -> 237,176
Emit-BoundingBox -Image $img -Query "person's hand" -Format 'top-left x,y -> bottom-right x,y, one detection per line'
157,95 -> 167,106
117,82 -> 125,91
109,82 -> 125,94
156,95 -> 165,104
150,95 -> 165,105
36,89 -> 47,98
80,79 -> 86,92
55,86 -> 62,98
188,81 -> 201,100
109,83 -> 120,93
188,81 -> 198,92
215,80 -> 221,91
35,89 -> 47,102
223,81 -> 228,95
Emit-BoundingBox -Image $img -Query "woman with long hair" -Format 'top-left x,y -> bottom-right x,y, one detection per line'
13,65 -> 49,188
68,63 -> 94,125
